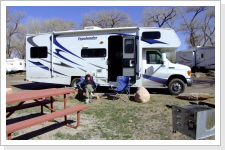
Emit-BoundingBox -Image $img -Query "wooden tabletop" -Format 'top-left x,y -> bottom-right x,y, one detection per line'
6,88 -> 77,104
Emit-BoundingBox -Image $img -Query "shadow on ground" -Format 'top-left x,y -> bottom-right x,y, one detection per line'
7,112 -> 75,140
96,86 -> 170,95
12,120 -> 75,140
12,82 -> 65,91
12,82 -> 171,95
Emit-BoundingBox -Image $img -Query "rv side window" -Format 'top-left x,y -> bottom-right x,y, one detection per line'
142,32 -> 161,39
146,51 -> 162,64
30,47 -> 48,58
81,48 -> 106,58
125,39 -> 134,53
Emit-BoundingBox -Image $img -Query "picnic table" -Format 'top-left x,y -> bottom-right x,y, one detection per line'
6,88 -> 89,140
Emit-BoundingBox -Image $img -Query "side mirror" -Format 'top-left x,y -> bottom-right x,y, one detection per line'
160,60 -> 164,64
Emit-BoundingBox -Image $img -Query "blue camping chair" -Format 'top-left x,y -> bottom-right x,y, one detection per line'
110,76 -> 132,101
76,76 -> 100,100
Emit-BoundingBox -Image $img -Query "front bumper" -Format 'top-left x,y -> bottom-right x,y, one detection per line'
187,78 -> 193,86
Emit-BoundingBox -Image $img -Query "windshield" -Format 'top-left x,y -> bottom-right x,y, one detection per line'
166,54 -> 175,63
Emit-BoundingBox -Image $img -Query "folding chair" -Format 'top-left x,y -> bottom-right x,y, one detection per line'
110,76 -> 132,101
76,76 -> 99,100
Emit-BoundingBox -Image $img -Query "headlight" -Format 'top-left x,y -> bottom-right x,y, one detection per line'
187,70 -> 192,76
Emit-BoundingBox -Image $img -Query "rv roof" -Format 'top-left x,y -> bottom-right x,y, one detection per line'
53,26 -> 173,35
178,46 -> 215,52
26,26 -> 174,36
197,46 -> 215,50
53,27 -> 138,35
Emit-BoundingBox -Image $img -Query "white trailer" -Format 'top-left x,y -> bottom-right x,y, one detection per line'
176,46 -> 215,72
6,58 -> 26,73
26,26 -> 193,94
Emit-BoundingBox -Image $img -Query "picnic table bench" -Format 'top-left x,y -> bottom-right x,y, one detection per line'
6,99 -> 53,114
6,88 -> 89,140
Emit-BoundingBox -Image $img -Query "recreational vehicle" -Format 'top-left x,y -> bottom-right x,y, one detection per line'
176,46 -> 215,72
26,26 -> 193,95
6,58 -> 26,73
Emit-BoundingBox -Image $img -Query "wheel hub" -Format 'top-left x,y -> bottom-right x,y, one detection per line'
172,83 -> 181,92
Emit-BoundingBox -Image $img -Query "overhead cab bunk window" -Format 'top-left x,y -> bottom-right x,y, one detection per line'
81,48 -> 106,58
30,47 -> 48,58
142,32 -> 161,39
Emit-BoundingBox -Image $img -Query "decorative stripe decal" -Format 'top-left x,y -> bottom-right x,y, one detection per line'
88,62 -> 107,69
137,72 -> 167,84
29,61 -> 67,76
53,35 -> 83,60
40,58 -> 74,68
143,74 -> 167,84
207,63 -> 215,66
141,37 -> 167,45
179,56 -> 192,63
54,49 -> 82,66
110,33 -> 167,44
27,36 -> 39,47
78,67 -> 87,72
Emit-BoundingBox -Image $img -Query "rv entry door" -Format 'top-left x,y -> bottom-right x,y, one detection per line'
197,51 -> 205,67
123,36 -> 136,83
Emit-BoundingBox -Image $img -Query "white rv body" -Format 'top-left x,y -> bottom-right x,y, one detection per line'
176,46 -> 215,72
6,58 -> 26,73
26,27 -> 192,94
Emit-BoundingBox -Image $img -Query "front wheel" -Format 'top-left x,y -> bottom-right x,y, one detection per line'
168,79 -> 185,95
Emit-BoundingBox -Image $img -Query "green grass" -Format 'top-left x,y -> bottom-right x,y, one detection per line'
51,95 -> 193,140
7,74 -> 14,77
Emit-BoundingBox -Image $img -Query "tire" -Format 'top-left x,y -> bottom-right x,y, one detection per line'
70,78 -> 79,88
168,78 -> 185,95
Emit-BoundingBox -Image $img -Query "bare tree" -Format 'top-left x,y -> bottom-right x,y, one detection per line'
42,18 -> 76,32
12,17 -> 76,59
13,24 -> 27,59
201,7 -> 215,46
179,6 -> 215,48
25,17 -> 43,34
82,8 -> 136,28
6,7 -> 25,58
141,6 -> 179,29
25,17 -> 76,34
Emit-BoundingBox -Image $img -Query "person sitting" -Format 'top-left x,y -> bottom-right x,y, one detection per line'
82,74 -> 96,103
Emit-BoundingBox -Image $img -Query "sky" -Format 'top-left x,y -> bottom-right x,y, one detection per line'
9,6 -> 204,51
11,6 -> 147,26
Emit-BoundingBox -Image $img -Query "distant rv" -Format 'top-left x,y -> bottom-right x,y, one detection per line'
25,26 -> 193,95
6,58 -> 26,73
176,46 -> 215,72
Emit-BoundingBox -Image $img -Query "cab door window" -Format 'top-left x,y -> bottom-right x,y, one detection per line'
146,51 -> 162,64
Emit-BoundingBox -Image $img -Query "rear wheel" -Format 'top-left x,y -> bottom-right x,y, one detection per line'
168,78 -> 185,95
70,78 -> 79,88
